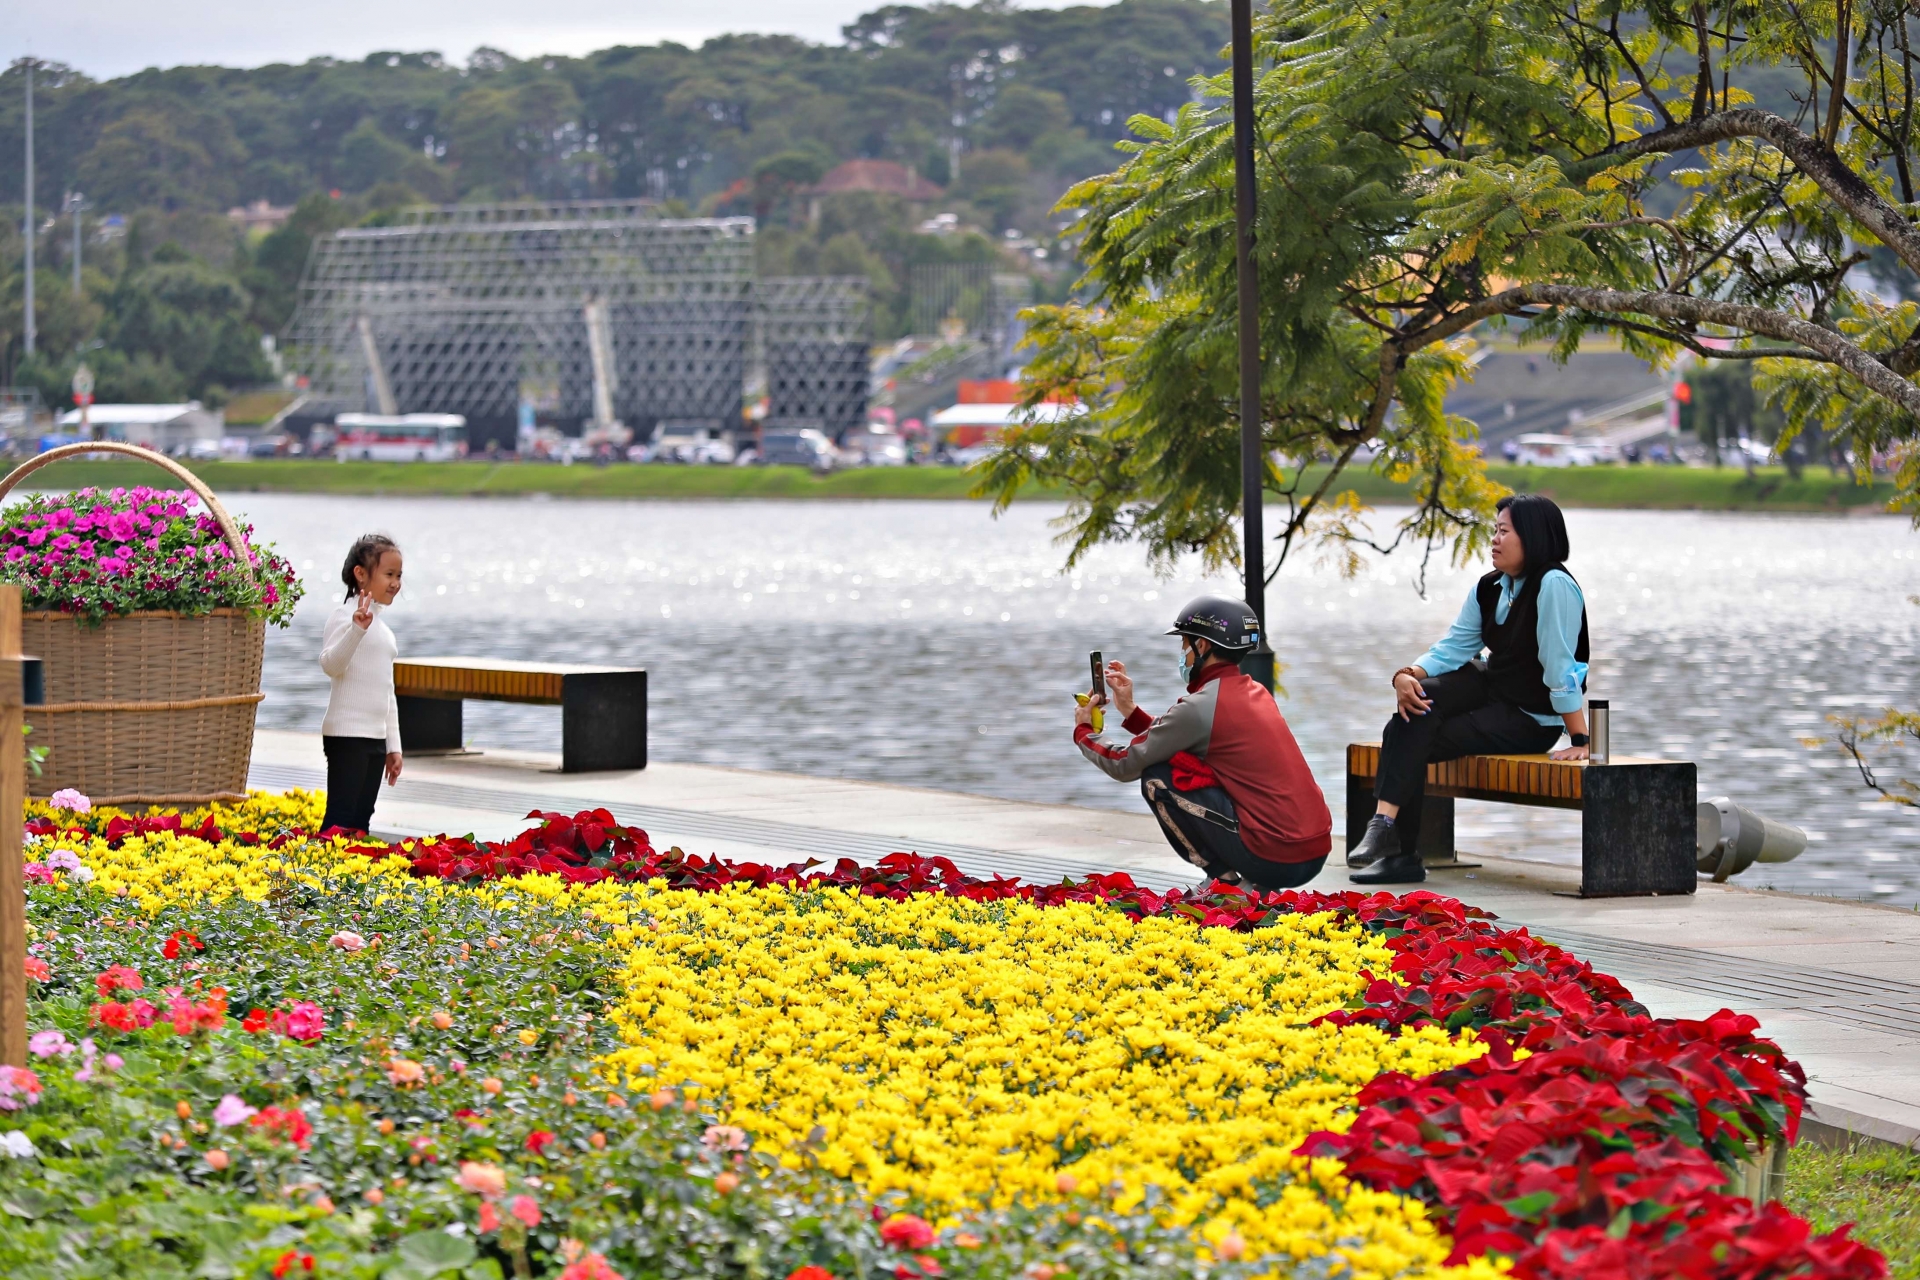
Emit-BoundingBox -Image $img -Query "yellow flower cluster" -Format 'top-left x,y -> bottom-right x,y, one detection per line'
27,788 -> 328,836
600,883 -> 1495,1279
27,791 -> 408,910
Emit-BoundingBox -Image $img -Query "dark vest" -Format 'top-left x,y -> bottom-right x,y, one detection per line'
1476,567 -> 1589,716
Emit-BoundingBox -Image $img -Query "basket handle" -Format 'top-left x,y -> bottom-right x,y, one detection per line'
0,443 -> 258,587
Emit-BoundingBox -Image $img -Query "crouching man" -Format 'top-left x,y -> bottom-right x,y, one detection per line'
1073,596 -> 1332,889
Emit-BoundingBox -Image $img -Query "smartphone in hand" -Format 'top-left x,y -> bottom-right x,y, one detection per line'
1089,650 -> 1105,702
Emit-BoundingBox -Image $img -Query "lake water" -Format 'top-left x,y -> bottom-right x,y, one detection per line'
210,492 -> 1920,908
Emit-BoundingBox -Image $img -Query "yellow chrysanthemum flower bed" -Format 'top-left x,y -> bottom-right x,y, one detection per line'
29,794 -> 1502,1279
596,882 -> 1495,1278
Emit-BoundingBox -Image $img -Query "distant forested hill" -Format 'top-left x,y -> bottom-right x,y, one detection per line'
0,1 -> 1225,216
0,0 -> 1228,405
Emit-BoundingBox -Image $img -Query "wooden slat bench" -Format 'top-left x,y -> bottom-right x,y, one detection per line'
1345,742 -> 1697,897
395,657 -> 646,773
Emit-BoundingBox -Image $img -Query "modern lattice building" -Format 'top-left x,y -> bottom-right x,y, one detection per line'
285,202 -> 870,449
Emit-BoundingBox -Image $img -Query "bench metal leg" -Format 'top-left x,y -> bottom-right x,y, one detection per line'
1414,795 -> 1464,867
397,695 -> 462,753
560,671 -> 647,772
1580,761 -> 1698,896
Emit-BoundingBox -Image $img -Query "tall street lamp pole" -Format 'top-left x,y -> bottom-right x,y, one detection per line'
68,192 -> 83,296
22,59 -> 35,358
1229,0 -> 1274,689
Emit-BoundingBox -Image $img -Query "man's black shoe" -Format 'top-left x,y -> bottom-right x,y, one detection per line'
1350,854 -> 1427,885
1346,814 -> 1400,869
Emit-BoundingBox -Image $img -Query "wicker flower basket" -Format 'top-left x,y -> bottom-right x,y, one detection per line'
0,443 -> 266,805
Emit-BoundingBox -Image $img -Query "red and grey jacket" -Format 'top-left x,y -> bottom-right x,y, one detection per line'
1073,665 -> 1333,864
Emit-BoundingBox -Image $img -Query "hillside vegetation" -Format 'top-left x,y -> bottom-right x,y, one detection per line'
0,0 -> 1229,411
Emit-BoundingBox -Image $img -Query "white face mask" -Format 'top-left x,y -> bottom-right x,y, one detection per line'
1179,644 -> 1198,684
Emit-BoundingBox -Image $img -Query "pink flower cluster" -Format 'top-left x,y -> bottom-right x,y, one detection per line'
0,486 -> 301,626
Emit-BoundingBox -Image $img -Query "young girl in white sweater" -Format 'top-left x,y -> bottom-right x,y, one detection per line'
318,534 -> 404,834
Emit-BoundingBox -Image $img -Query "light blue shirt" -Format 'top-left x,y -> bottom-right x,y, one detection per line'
1415,570 -> 1588,727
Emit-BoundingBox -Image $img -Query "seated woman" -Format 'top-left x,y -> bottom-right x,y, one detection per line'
1346,493 -> 1592,885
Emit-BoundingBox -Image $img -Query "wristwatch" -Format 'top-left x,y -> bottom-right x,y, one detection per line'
1569,733 -> 1590,747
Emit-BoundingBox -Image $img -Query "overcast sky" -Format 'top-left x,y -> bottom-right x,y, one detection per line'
11,0 -> 1106,81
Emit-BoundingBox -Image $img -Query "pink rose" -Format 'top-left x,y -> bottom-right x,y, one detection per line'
456,1161 -> 507,1198
272,1001 -> 325,1042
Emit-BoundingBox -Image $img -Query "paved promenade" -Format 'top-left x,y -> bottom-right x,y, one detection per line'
251,729 -> 1920,1151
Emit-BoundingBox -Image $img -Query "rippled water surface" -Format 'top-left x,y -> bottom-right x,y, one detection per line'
213,492 -> 1920,907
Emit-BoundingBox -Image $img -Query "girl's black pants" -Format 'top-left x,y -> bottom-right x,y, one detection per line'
1373,663 -> 1562,858
321,736 -> 388,835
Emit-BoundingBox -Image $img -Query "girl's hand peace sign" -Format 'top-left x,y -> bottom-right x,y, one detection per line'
352,590 -> 374,630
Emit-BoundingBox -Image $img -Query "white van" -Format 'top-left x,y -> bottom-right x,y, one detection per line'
1512,434 -> 1597,467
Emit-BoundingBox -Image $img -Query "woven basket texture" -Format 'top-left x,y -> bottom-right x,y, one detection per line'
25,609 -> 265,804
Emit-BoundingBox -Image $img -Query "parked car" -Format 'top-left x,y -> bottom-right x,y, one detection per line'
945,443 -> 1000,467
842,426 -> 908,467
760,430 -> 838,470
649,426 -> 735,464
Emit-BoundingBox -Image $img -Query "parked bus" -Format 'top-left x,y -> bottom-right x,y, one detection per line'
335,413 -> 468,462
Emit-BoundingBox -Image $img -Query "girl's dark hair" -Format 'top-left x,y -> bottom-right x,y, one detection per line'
341,534 -> 400,600
1496,494 -> 1571,570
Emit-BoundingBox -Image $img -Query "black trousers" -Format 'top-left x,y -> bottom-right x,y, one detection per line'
321,736 -> 388,835
1374,663 -> 1562,857
1140,763 -> 1326,890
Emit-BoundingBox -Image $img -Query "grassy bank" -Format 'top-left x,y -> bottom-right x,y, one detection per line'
1787,1140 -> 1920,1279
6,455 -> 1900,511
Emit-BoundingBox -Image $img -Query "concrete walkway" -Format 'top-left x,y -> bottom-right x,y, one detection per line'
251,729 -> 1920,1151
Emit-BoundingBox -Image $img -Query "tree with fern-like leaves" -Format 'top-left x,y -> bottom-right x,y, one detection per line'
979,0 -> 1920,593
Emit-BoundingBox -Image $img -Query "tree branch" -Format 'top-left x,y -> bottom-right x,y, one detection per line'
1509,284 -> 1920,415
1691,4 -> 1714,121
1825,0 -> 1852,147
1394,283 -> 1920,415
1572,109 -> 1920,277
1598,315 -> 1838,362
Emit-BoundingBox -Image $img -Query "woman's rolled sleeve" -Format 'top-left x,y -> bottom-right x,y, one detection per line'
1414,588 -> 1488,677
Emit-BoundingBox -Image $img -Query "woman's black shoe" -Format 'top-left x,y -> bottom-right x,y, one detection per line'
1350,854 -> 1427,885
1345,815 -> 1400,868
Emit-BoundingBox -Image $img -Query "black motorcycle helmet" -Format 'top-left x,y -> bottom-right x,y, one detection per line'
1165,595 -> 1261,654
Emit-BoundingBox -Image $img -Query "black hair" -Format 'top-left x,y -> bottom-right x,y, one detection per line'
1495,494 -> 1571,571
341,534 -> 401,601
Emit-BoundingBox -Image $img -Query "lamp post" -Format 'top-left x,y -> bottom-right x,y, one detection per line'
21,59 -> 35,358
67,191 -> 83,296
1229,0 -> 1275,689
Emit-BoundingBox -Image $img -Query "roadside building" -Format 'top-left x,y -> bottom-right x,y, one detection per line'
931,379 -> 1079,453
227,200 -> 296,233
802,160 -> 944,225
56,403 -> 223,454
